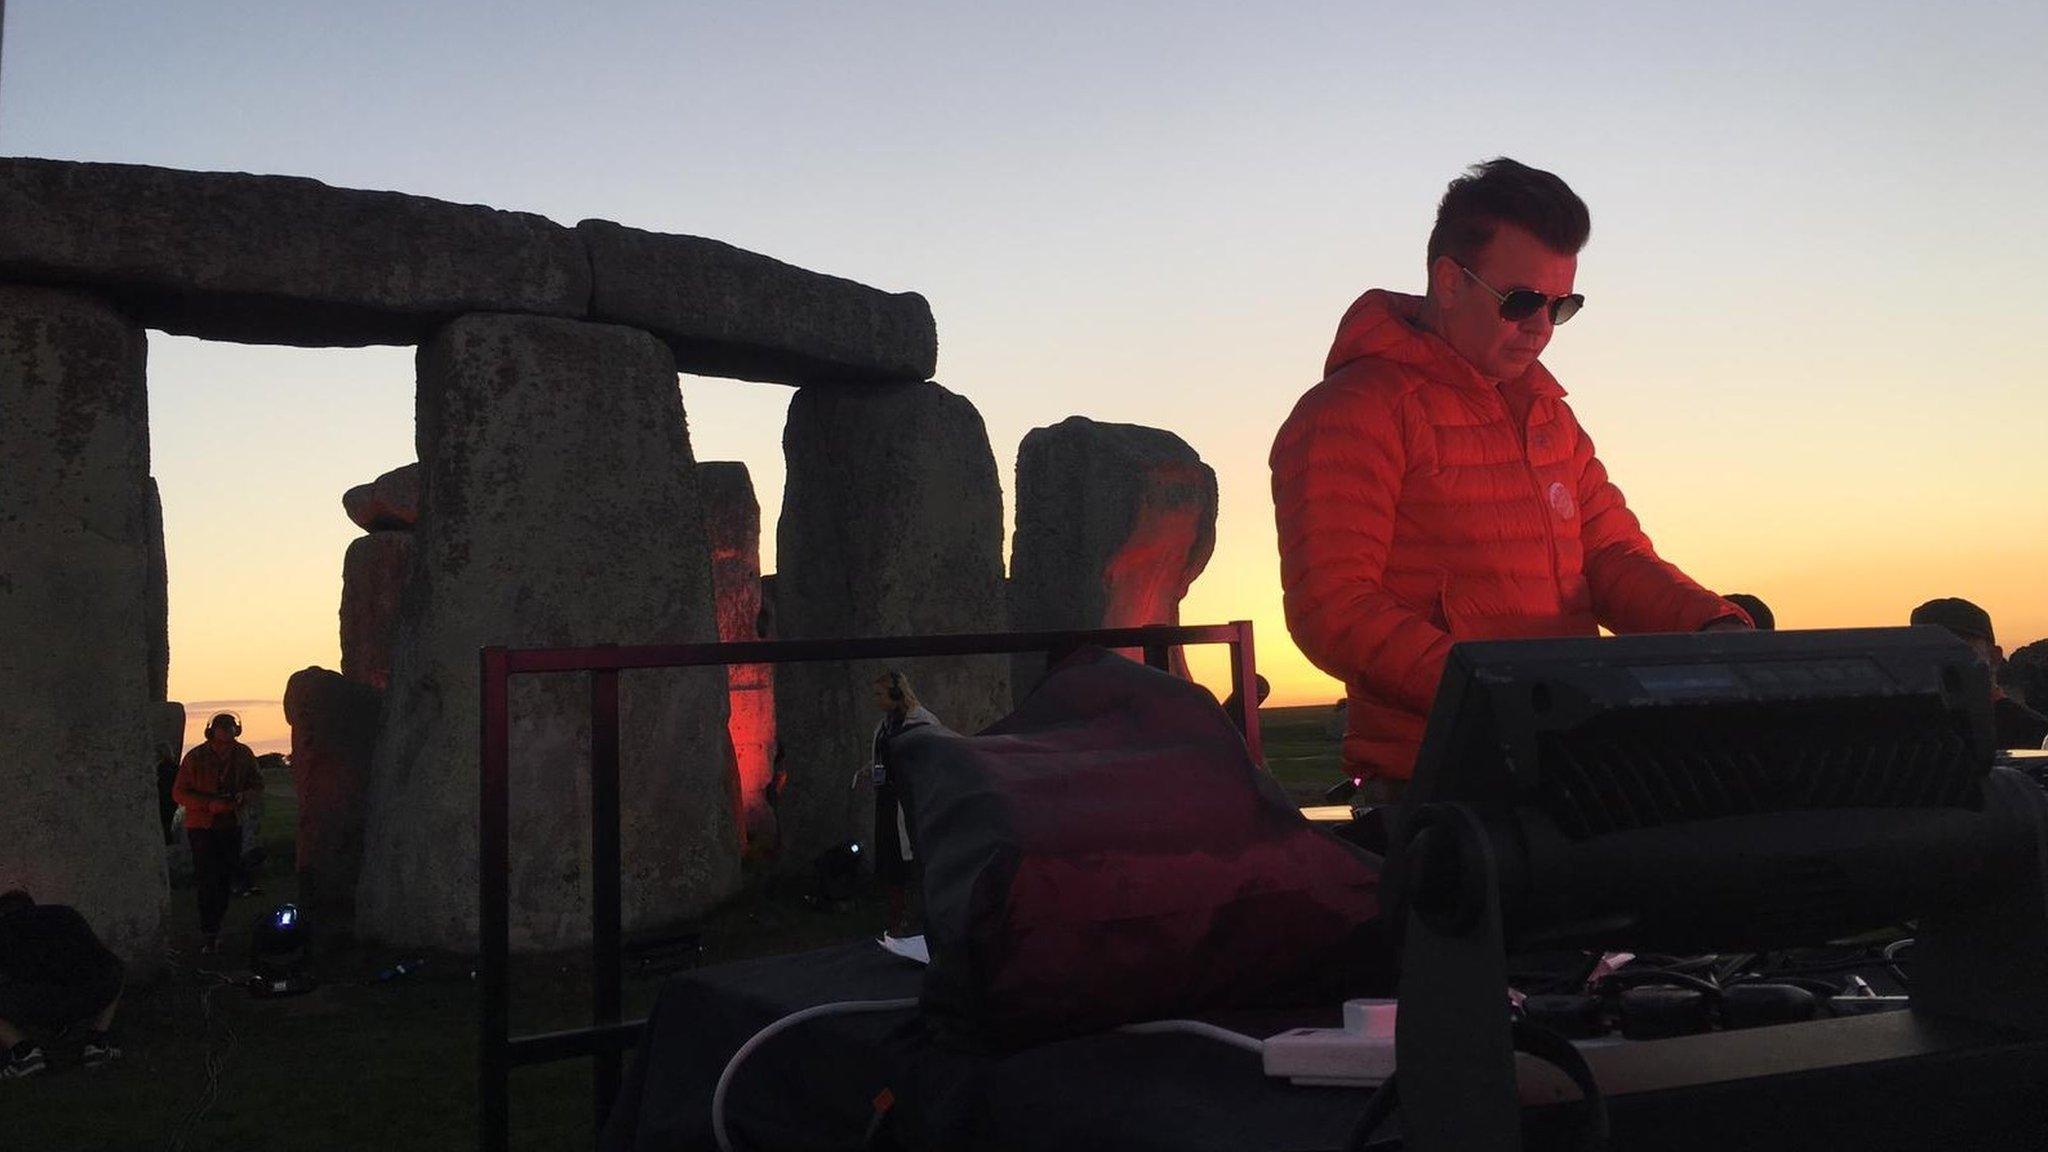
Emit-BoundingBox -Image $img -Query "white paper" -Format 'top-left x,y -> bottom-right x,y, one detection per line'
877,933 -> 930,965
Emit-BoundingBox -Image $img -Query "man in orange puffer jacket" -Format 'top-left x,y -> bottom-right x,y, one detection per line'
1271,159 -> 1748,797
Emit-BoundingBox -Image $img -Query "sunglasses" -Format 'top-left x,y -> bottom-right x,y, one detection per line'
1459,265 -> 1584,325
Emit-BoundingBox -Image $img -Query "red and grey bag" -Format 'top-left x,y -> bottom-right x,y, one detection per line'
890,648 -> 1392,1050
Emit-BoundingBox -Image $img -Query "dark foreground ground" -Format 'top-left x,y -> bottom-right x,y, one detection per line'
9,705 -> 1343,1151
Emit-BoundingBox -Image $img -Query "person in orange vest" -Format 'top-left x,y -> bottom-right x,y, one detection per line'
172,713 -> 264,954
1271,158 -> 1749,802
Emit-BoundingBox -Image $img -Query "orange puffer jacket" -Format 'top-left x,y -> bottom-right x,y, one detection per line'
1271,290 -> 1742,780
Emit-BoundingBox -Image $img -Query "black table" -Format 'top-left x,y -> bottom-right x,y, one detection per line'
601,942 -> 2048,1152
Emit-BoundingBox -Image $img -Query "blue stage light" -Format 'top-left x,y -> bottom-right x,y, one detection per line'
250,903 -> 317,997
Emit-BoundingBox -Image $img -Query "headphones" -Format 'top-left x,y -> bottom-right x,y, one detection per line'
209,712 -> 243,738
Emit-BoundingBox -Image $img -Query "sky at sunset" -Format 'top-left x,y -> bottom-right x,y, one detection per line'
4,2 -> 2043,755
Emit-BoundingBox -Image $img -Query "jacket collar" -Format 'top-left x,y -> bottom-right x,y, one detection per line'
1323,289 -> 1567,402
876,705 -> 939,737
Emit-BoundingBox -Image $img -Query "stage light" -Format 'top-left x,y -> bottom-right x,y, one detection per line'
1387,627 -> 2048,1152
249,902 -> 318,997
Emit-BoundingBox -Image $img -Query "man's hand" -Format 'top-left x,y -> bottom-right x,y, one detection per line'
1701,617 -> 1753,633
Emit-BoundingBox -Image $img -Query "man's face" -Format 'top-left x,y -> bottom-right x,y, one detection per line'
1429,223 -> 1578,383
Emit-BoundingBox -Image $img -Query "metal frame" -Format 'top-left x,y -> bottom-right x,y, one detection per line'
478,622 -> 1261,1151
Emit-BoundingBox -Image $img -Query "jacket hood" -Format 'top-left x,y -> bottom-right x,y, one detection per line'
1323,289 -> 1564,399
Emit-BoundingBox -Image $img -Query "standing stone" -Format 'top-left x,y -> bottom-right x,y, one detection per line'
0,285 -> 165,963
357,314 -> 739,951
340,531 -> 413,690
773,382 -> 1010,866
151,701 -> 188,764
1009,417 -> 1218,703
284,667 -> 382,914
698,462 -> 776,850
341,462 -> 421,531
145,477 -> 169,702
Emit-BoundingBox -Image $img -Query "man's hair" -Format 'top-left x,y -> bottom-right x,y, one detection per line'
0,889 -> 31,916
1427,157 -> 1592,268
1724,593 -> 1776,631
1910,597 -> 1996,646
874,670 -> 920,712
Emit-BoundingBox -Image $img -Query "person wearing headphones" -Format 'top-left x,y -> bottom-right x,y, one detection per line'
172,713 -> 264,954
859,671 -> 941,936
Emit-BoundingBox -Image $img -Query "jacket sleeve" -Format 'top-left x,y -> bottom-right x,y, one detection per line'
1572,421 -> 1743,634
1271,379 -> 1452,714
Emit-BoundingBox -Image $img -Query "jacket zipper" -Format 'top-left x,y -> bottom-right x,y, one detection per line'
1498,386 -> 1565,605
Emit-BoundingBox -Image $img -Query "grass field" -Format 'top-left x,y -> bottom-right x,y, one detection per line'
8,705 -> 1346,1151
1259,702 -> 1351,802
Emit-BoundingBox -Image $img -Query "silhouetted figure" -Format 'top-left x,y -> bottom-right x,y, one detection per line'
763,745 -> 788,813
2005,640 -> 2048,714
860,671 -> 940,936
233,758 -> 270,898
155,747 -> 182,845
1911,598 -> 2048,750
0,890 -> 123,1078
173,712 -> 265,953
1218,673 -> 1273,723
1724,592 -> 1775,631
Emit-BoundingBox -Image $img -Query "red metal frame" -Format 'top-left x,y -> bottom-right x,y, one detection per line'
478,621 -> 1260,1151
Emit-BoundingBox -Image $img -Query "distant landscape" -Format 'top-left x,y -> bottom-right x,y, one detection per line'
180,699 -> 291,757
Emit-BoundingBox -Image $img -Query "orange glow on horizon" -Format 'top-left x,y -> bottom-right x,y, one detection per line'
1179,532 -> 2048,711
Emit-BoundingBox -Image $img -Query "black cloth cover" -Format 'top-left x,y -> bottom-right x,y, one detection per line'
889,648 -> 1390,1049
599,944 -> 2048,1152
598,941 -> 1376,1152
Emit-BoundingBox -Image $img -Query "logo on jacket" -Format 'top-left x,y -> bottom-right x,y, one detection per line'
1546,481 -> 1577,521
